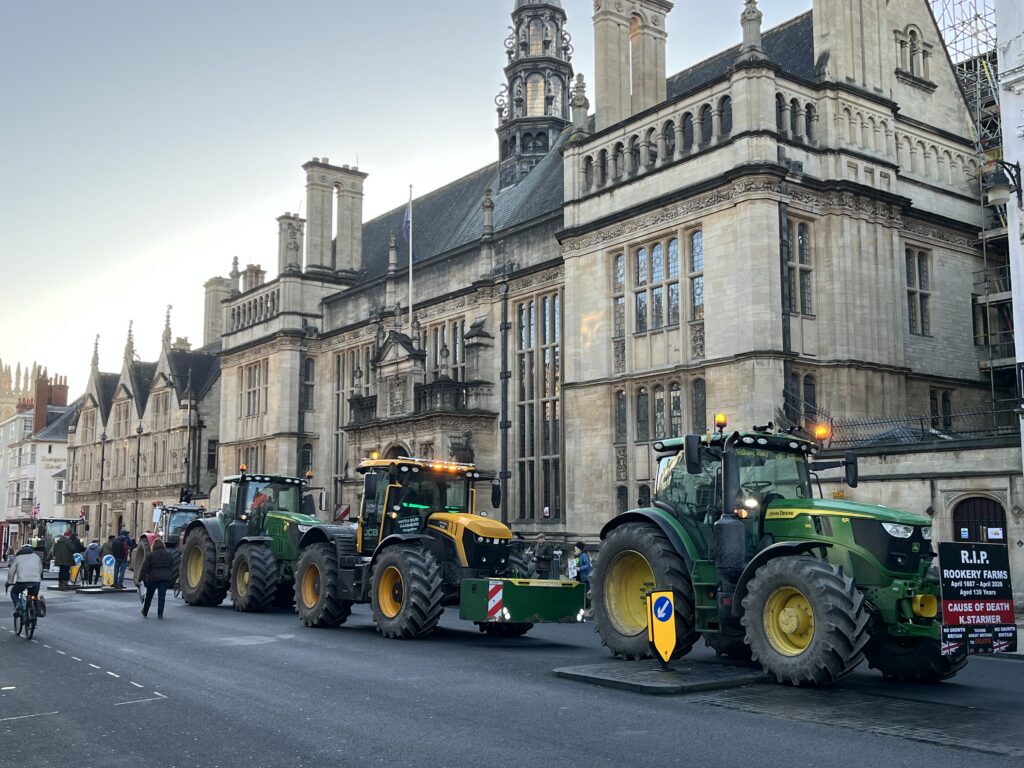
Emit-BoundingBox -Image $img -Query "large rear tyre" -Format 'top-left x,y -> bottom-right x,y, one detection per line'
591,524 -> 699,660
295,543 -> 353,628
180,530 -> 227,607
506,553 -> 535,579
864,634 -> 967,683
230,545 -> 278,613
169,549 -> 182,592
741,557 -> 869,686
370,545 -> 444,639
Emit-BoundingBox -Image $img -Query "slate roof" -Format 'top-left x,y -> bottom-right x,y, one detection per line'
129,362 -> 157,415
97,372 -> 119,423
168,349 -> 220,400
360,130 -> 569,282
35,397 -> 83,442
667,11 -> 814,100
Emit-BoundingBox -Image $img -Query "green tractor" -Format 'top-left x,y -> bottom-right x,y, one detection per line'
179,470 -> 323,612
592,418 -> 967,686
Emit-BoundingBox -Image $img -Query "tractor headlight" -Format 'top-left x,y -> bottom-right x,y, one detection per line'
297,525 -> 310,534
882,523 -> 914,539
919,526 -> 932,541
477,536 -> 484,543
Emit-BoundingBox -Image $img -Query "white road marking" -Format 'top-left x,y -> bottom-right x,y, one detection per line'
113,696 -> 166,706
88,664 -> 101,669
0,711 -> 59,723
42,644 -> 50,648
1,686 -> 15,691
130,682 -> 143,688
154,692 -> 166,698
71,657 -> 82,661
56,650 -> 66,655
106,672 -> 120,678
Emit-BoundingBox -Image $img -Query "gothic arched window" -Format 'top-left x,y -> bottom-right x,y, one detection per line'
616,485 -> 629,515
682,113 -> 694,152
636,387 -> 650,442
699,104 -> 713,145
692,379 -> 707,433
805,104 -> 816,142
719,96 -> 733,137
614,390 -> 628,443
669,383 -> 683,438
653,385 -> 666,438
638,484 -> 651,508
301,358 -> 315,412
526,74 -> 545,117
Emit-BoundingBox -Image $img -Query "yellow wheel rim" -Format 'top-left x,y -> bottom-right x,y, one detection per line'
236,560 -> 250,598
605,550 -> 656,636
301,563 -> 321,609
764,586 -> 815,656
186,546 -> 203,588
378,565 -> 403,619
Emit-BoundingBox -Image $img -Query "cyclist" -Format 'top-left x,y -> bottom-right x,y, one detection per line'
5,544 -> 43,614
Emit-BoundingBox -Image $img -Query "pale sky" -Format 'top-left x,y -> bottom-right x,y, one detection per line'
0,0 -> 811,396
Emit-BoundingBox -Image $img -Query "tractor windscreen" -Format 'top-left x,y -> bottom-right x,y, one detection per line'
396,475 -> 470,514
166,511 -> 198,537
45,520 -> 73,539
734,446 -> 813,503
246,481 -> 303,516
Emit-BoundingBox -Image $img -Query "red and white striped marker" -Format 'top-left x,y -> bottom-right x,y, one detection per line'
487,580 -> 504,619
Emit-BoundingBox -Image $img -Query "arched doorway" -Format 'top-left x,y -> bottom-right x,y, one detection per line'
384,445 -> 407,460
951,497 -> 1007,544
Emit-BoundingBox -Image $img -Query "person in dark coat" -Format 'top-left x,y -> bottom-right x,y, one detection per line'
139,538 -> 174,619
52,530 -> 76,589
533,534 -> 554,579
113,529 -> 135,589
83,540 -> 102,585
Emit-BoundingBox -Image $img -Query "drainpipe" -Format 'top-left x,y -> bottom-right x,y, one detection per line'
499,282 -> 511,526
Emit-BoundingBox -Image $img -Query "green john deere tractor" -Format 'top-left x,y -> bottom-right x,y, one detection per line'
592,418 -> 967,686
179,471 -> 323,612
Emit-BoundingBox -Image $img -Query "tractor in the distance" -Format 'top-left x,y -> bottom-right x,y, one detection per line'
138,502 -> 205,589
294,456 -> 583,639
179,468 -> 322,612
591,415 -> 967,686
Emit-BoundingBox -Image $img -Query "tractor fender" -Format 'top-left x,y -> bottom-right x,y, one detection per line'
182,517 -> 225,546
297,524 -> 349,551
238,536 -> 273,547
600,509 -> 696,566
731,541 -> 831,618
370,534 -> 444,566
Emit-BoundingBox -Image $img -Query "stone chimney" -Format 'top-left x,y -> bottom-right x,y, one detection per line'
171,337 -> 192,352
277,212 -> 306,274
737,0 -> 765,62
301,157 -> 368,275
33,370 -> 48,434
51,374 -> 68,408
203,276 -> 231,346
242,264 -> 266,292
593,0 -> 673,130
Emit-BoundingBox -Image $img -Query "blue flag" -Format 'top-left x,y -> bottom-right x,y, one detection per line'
402,200 -> 411,243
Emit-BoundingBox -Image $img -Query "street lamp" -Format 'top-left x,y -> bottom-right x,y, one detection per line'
985,160 -> 1023,209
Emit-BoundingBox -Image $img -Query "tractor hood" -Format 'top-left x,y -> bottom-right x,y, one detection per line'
267,510 -> 320,527
769,498 -> 930,526
428,513 -> 512,539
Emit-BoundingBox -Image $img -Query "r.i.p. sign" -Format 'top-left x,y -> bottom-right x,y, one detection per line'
647,590 -> 676,664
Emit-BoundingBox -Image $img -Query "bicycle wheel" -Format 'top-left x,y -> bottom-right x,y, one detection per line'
24,608 -> 36,640
13,607 -> 24,636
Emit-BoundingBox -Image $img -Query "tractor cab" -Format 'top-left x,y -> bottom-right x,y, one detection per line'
218,471 -> 313,557
355,457 -> 500,557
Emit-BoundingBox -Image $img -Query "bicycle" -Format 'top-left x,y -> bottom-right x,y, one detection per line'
12,591 -> 40,640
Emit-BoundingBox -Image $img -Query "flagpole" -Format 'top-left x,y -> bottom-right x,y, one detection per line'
408,184 -> 414,334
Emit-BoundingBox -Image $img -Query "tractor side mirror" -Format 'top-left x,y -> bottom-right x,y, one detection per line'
684,434 -> 703,474
491,483 -> 502,509
844,452 -> 859,488
722,447 -> 741,512
363,473 -> 378,502
318,489 -> 326,512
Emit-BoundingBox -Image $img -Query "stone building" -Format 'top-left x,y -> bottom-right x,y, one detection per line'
211,0 -> 1019,591
64,313 -> 220,539
0,359 -> 42,422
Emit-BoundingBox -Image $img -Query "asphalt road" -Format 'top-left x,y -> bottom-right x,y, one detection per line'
1,575 -> 1022,768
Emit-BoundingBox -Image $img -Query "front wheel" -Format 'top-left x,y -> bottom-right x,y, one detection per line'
230,545 -> 278,613
864,634 -> 967,683
370,545 -> 444,639
180,530 -> 227,607
295,543 -> 353,628
24,610 -> 36,640
591,524 -> 699,661
741,557 -> 869,686
13,607 -> 24,636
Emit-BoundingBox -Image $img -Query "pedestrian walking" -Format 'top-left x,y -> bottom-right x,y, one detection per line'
83,540 -> 101,585
533,534 -> 554,579
113,529 -> 135,589
100,535 -> 115,559
52,530 -> 76,590
131,535 -> 149,602
574,541 -> 592,595
139,539 -> 174,619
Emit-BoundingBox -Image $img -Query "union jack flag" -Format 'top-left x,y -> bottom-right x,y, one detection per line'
992,639 -> 1012,653
941,640 -> 962,656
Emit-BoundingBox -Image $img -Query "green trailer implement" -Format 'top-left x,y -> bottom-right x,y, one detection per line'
591,417 -> 967,686
295,456 -> 584,639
